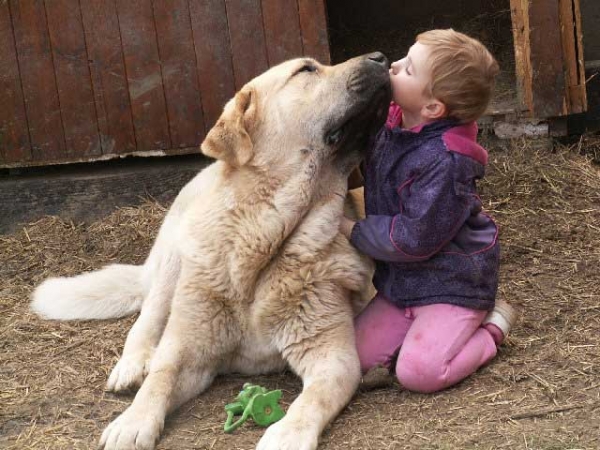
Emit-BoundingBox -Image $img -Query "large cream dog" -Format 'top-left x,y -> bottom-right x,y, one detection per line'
31,53 -> 390,450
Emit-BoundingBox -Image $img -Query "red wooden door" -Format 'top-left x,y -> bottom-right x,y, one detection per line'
0,0 -> 329,168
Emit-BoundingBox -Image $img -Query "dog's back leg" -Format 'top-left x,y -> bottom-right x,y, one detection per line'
257,322 -> 361,450
106,249 -> 181,393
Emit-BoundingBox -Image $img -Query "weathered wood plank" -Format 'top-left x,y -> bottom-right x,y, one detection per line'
225,0 -> 269,89
80,0 -> 136,156
46,0 -> 101,159
559,0 -> 582,113
116,0 -> 171,151
261,0 -> 303,65
189,0 -> 235,130
560,0 -> 586,113
153,0 -> 205,149
11,0 -> 66,162
529,0 -> 566,117
510,0 -> 533,114
0,2 -> 31,165
298,0 -> 330,64
510,0 -> 577,117
0,156 -> 210,235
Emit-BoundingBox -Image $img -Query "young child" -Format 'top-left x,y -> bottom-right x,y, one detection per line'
339,29 -> 516,393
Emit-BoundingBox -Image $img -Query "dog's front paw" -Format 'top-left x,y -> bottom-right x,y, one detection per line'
98,407 -> 163,450
106,353 -> 151,393
256,419 -> 318,450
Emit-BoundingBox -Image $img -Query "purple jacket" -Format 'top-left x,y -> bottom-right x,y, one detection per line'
350,105 -> 499,310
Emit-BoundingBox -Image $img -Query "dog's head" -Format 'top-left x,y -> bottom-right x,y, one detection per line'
201,53 -> 390,178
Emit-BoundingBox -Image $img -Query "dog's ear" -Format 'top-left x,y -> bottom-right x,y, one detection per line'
201,87 -> 256,166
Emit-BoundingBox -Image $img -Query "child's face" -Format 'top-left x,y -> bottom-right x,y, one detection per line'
389,42 -> 434,116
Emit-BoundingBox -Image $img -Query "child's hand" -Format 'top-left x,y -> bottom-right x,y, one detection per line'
339,216 -> 356,239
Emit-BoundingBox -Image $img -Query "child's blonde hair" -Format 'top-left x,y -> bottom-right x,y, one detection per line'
416,29 -> 499,123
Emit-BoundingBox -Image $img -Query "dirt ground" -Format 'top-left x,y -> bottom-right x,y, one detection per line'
1,135 -> 599,450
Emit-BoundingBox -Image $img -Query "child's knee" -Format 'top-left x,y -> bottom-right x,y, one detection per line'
395,350 -> 448,393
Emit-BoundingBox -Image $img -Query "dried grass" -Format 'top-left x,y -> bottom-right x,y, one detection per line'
1,136 -> 599,449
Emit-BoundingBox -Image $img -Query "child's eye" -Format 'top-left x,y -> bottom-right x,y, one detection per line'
405,66 -> 411,75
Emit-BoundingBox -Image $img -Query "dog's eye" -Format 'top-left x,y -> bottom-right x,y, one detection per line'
295,64 -> 317,75
326,127 -> 344,146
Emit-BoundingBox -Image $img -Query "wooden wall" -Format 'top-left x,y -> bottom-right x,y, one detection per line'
581,0 -> 600,61
0,0 -> 329,168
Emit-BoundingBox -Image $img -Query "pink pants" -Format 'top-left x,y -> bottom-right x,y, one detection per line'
355,294 -> 498,393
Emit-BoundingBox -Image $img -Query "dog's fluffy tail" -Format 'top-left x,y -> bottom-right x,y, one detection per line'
30,264 -> 146,320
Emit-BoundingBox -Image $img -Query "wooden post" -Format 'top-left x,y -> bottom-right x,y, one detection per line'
510,0 -> 587,117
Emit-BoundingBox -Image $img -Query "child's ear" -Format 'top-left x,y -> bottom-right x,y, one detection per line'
201,86 -> 257,166
423,99 -> 447,120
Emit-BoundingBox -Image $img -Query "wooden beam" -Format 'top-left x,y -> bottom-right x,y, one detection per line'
563,0 -> 587,113
511,0 -> 587,117
510,0 -> 533,115
529,0 -> 566,117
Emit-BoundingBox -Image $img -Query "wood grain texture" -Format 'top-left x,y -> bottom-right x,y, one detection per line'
189,0 -> 236,129
559,0 -> 587,113
1,0 -> 333,167
11,0 -> 66,162
225,0 -> 269,89
80,0 -> 136,156
261,0 -> 303,65
298,0 -> 330,64
116,0 -> 171,151
0,2 -> 31,165
510,0 -> 533,114
46,0 -> 101,158
154,0 -> 205,148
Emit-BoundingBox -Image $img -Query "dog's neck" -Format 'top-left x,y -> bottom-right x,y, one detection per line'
226,161 -> 348,209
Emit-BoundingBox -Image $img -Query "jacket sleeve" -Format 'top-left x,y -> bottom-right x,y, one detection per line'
350,154 -> 473,262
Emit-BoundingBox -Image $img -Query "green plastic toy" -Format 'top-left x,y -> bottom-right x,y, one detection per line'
223,383 -> 286,433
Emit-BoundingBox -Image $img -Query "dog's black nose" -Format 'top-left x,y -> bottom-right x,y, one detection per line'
367,52 -> 388,67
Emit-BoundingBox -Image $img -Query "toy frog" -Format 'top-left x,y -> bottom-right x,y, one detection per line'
223,383 -> 286,433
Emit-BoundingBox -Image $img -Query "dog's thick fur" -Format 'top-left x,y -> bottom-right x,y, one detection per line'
31,54 -> 390,450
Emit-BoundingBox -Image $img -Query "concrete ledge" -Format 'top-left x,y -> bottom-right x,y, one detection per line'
0,155 -> 211,234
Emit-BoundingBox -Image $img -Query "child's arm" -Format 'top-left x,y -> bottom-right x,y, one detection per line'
349,155 -> 474,262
